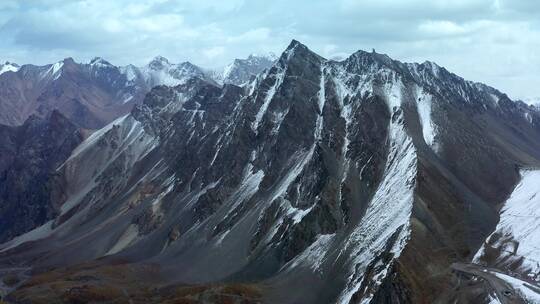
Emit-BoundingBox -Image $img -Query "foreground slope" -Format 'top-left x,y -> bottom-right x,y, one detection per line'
2,41 -> 540,303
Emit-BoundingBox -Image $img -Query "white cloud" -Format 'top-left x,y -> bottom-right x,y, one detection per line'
418,20 -> 468,36
226,28 -> 271,43
203,46 -> 225,59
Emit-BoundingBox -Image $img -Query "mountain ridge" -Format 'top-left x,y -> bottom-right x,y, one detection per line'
0,54 -> 275,129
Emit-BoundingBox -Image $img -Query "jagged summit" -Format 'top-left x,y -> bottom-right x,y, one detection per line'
349,48 -> 394,65
147,55 -> 171,69
286,38 -> 305,50
281,39 -> 319,59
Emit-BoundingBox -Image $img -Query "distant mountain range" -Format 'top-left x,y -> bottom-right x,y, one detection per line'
0,54 -> 276,129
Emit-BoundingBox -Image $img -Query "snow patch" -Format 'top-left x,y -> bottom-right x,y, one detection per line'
524,112 -> 533,124
474,170 -> 540,279
415,86 -> 437,146
122,95 -> 134,104
490,93 -> 500,105
270,149 -> 313,204
382,78 -> 403,110
491,271 -> 540,303
252,67 -> 286,133
283,233 -> 336,273
48,61 -> 64,80
315,63 -> 327,141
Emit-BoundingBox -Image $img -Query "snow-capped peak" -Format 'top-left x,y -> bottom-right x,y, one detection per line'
148,56 -> 171,70
216,53 -> 278,86
89,57 -> 113,67
0,61 -> 20,75
140,57 -> 207,88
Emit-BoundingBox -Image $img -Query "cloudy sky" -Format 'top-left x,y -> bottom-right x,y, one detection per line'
1,0 -> 539,100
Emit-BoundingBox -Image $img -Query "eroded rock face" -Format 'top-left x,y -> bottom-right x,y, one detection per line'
0,58 -> 137,129
2,40 -> 540,304
0,110 -> 82,243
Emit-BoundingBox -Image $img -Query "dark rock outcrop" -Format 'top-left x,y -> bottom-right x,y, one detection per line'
0,111 -> 82,243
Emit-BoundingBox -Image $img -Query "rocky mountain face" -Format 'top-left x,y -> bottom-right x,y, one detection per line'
0,110 -> 82,244
0,58 -> 135,129
0,55 -> 274,131
138,56 -> 216,88
1,41 -> 540,303
0,56 -> 214,130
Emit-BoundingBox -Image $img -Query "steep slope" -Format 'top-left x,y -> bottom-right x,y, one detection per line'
2,41 -> 540,304
0,111 -> 83,243
473,170 -> 540,281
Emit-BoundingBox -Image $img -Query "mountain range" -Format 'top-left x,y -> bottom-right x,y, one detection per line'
0,40 -> 540,304
0,54 -> 276,129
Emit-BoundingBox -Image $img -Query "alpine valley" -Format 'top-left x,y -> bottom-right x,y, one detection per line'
1,40 -> 540,304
